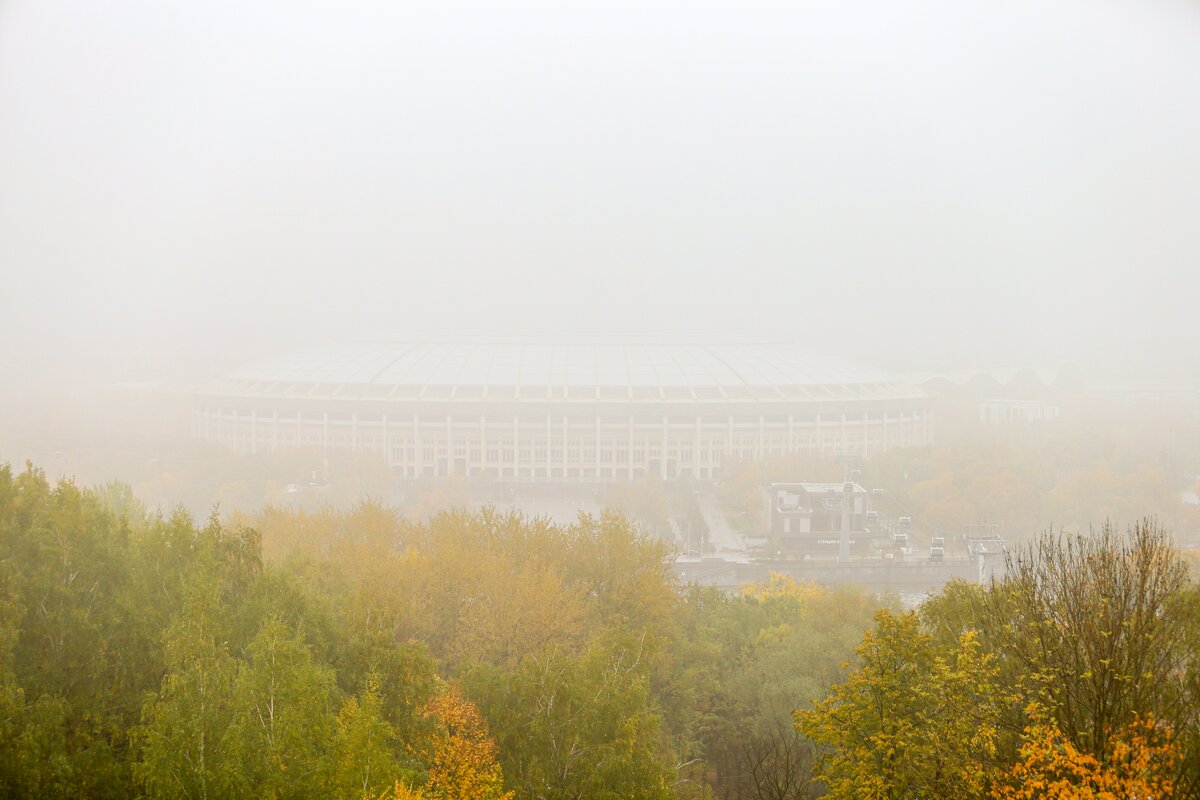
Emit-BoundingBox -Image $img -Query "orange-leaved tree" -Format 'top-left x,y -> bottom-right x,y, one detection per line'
390,684 -> 513,800
993,709 -> 1180,800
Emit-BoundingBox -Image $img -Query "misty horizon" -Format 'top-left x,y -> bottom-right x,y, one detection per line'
3,0 -> 1199,393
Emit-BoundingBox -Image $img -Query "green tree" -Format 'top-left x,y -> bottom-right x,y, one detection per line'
655,577 -> 882,800
134,573 -> 244,800
0,463 -> 147,797
0,585 -> 73,798
796,609 -> 999,800
331,676 -> 405,800
467,633 -> 674,800
227,617 -> 339,799
924,539 -> 1200,792
979,519 -> 1198,793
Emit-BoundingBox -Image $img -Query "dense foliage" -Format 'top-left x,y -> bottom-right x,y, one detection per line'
798,519 -> 1200,799
5,459 -> 1197,798
0,462 -> 882,799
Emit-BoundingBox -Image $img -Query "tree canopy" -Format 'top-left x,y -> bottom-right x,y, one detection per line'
4,460 -> 1197,799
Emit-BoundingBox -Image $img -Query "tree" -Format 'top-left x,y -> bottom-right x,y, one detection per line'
416,684 -> 513,800
652,577 -> 883,800
982,520 -> 1193,760
993,710 -> 1180,799
227,617 -> 338,799
796,609 -> 1000,800
466,633 -> 674,800
331,676 -> 404,800
0,464 -> 137,796
740,727 -> 819,800
0,585 -> 73,799
133,573 -> 244,800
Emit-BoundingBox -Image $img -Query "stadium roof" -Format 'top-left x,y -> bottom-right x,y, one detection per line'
203,340 -> 928,402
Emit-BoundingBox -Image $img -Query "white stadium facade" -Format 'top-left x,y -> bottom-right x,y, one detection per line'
193,339 -> 932,480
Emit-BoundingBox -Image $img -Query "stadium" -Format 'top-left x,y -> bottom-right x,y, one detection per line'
193,339 -> 932,480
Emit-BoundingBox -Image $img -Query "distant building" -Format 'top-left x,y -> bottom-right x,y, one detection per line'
965,530 -> 1007,583
979,399 -> 1060,424
767,482 -> 870,556
908,366 -> 1079,438
194,339 -> 932,481
1087,383 -> 1200,414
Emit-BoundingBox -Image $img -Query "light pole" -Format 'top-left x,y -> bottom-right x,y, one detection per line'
838,455 -> 862,564
839,481 -> 852,563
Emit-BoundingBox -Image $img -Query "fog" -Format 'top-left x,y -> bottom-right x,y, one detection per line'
4,8 -> 1200,794
2,0 -> 1199,393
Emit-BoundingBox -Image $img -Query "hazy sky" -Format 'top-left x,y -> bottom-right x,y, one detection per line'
2,0 -> 1198,391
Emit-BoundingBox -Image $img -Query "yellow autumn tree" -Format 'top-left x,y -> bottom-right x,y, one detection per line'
741,571 -> 826,605
390,684 -> 514,800
384,780 -> 428,800
796,609 -> 1000,800
993,710 -> 1180,800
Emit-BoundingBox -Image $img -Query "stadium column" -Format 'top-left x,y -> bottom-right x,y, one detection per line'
382,413 -> 389,466
545,416 -> 552,477
694,415 -> 701,479
414,412 -> 423,476
660,414 -> 668,479
788,413 -> 794,455
480,414 -> 487,477
816,413 -> 822,454
627,413 -> 634,478
513,415 -> 519,478
594,414 -> 600,481
323,411 -> 329,450
758,414 -> 765,460
561,413 -> 568,477
726,414 -> 734,461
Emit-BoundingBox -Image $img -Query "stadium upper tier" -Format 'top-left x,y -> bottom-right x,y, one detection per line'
194,340 -> 931,479
207,341 -> 925,402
